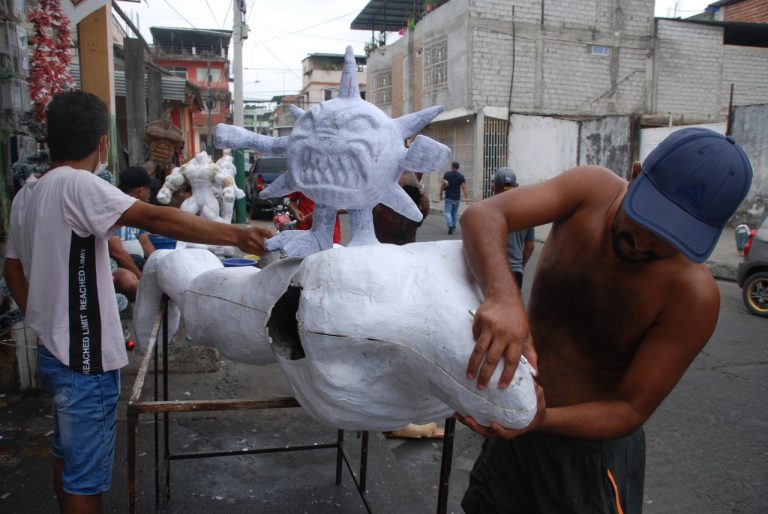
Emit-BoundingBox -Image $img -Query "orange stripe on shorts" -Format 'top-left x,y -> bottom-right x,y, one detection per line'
606,468 -> 625,514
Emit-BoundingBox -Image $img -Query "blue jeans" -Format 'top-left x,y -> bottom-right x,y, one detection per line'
444,199 -> 460,229
37,344 -> 120,495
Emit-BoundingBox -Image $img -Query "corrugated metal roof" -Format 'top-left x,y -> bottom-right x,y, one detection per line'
70,63 -> 200,102
350,0 -> 450,32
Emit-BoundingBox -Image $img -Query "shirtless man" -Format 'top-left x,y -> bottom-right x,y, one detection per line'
457,128 -> 753,513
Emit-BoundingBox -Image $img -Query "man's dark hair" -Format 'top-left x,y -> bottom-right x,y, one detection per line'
46,91 -> 109,162
118,166 -> 152,193
452,161 -> 460,170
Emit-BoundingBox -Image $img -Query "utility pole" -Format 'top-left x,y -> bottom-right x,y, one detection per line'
206,57 -> 213,154
232,0 -> 247,223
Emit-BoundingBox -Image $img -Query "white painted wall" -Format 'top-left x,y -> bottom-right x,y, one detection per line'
508,115 -> 579,184
638,122 -> 726,162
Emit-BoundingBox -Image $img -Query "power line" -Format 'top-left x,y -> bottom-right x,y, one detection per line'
203,0 -> 221,29
250,30 -> 301,81
259,10 -> 360,44
163,0 -> 198,30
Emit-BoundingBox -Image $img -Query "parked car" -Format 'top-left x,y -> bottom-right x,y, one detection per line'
246,157 -> 288,220
736,216 -> 768,317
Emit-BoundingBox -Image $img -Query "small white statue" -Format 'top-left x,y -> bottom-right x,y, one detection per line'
215,46 -> 451,258
156,151 -> 245,256
214,154 -> 246,225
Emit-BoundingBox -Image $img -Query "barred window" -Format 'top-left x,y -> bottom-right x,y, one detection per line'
424,39 -> 447,92
372,69 -> 392,106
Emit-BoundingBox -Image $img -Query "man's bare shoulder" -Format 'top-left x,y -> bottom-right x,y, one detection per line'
562,165 -> 626,190
669,260 -> 719,303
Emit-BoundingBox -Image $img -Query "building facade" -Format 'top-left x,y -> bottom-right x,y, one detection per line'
300,52 -> 367,109
150,27 -> 232,158
359,0 -> 767,218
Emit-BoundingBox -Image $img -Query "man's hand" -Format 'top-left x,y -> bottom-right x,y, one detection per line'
467,296 -> 537,389
236,225 -> 273,255
455,382 -> 546,439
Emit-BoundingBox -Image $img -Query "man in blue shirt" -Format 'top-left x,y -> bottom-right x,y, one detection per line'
492,168 -> 534,290
439,161 -> 469,234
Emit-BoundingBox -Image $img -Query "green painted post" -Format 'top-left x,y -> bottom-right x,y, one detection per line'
234,149 -> 246,223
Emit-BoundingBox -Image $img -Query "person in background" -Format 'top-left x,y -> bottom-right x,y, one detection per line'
109,167 -> 156,301
373,171 -> 430,245
287,191 -> 342,244
439,161 -> 469,234
3,91 -> 270,514
458,128 -> 752,514
491,167 -> 534,290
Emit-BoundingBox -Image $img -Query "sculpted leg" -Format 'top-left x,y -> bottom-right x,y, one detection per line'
133,249 -> 220,350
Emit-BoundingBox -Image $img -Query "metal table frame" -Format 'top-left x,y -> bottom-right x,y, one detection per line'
126,295 -> 456,513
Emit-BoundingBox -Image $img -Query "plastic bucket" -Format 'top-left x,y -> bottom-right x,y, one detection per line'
148,235 -> 177,250
222,257 -> 257,267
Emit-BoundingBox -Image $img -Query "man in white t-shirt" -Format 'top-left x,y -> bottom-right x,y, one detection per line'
3,91 -> 271,514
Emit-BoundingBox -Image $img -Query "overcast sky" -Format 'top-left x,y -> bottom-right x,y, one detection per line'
117,0 -> 713,102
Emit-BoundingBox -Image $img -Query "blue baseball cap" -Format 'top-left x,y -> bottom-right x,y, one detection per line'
622,128 -> 752,263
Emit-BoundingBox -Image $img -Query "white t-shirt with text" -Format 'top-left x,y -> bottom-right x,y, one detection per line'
6,166 -> 137,374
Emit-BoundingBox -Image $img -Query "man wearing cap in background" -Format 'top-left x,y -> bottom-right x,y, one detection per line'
457,128 -> 753,514
491,167 -> 534,290
109,166 -> 156,301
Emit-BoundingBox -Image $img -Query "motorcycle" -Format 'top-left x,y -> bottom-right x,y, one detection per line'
272,200 -> 297,232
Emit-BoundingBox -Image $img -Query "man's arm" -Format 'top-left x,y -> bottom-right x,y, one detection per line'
3,258 -> 28,315
522,228 -> 534,267
287,197 -> 309,222
439,174 -> 446,199
462,268 -> 720,440
461,166 -> 617,389
138,232 -> 155,257
108,236 -> 142,278
461,182 -> 470,203
522,240 -> 534,268
118,201 -> 272,256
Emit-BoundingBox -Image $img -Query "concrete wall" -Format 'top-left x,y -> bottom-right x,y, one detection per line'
637,123 -> 726,162
578,116 -> 632,177
652,20 -> 768,120
732,104 -> 768,225
508,114 -> 632,185
468,0 -> 654,115
508,115 -> 579,184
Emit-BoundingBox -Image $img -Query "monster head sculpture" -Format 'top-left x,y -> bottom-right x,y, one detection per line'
216,46 -> 450,257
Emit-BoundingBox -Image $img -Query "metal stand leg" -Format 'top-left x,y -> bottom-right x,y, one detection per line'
127,412 -> 139,514
436,417 -> 456,514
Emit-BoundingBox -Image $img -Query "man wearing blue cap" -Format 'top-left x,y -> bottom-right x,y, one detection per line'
457,128 -> 753,514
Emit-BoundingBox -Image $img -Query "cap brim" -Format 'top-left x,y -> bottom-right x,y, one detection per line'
622,172 -> 722,263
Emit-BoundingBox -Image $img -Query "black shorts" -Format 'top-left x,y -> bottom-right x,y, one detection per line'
462,429 -> 645,514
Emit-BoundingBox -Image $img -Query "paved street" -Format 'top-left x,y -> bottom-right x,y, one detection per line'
1,212 -> 766,513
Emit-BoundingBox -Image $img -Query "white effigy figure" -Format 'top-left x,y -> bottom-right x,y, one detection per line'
131,44 -> 537,432
132,244 -> 537,431
215,45 -> 451,258
156,151 -> 243,256
214,154 -> 246,225
157,152 -> 223,221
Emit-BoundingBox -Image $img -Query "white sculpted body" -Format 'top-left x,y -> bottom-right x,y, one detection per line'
132,243 -> 537,431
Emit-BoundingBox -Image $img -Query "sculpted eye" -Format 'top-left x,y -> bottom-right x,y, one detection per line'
338,112 -> 376,133
296,112 -> 316,132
